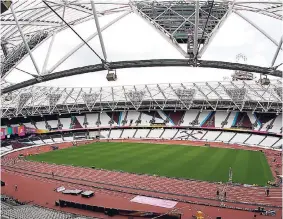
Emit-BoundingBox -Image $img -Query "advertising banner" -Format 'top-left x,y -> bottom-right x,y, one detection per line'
18,126 -> 26,136
6,126 -> 13,135
0,128 -> 5,139
13,126 -> 18,135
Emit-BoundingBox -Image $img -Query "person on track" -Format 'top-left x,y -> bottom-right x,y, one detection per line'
14,185 -> 18,191
266,188 -> 270,197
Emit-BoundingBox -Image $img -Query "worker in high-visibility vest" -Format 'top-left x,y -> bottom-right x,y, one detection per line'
196,211 -> 204,219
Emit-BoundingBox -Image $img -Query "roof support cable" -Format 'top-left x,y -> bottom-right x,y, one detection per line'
196,0 -> 214,59
42,0 -> 106,65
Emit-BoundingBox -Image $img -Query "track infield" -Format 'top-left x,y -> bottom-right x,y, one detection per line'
26,142 -> 273,186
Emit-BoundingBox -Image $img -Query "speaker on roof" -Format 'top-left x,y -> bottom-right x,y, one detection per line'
106,69 -> 117,81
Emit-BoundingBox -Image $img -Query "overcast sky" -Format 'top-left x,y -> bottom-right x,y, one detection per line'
5,4 -> 283,88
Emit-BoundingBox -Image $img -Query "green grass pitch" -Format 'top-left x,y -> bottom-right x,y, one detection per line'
27,142 -> 273,186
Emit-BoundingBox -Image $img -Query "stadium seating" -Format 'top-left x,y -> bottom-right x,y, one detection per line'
162,129 -> 178,139
109,129 -> 122,139
47,120 -> 58,129
23,122 -> 36,129
172,129 -> 186,139
148,128 -> 164,138
134,129 -> 150,138
40,135 -> 54,144
202,131 -> 221,141
99,130 -> 110,138
216,132 -> 235,142
1,203 -> 74,219
125,111 -> 140,126
30,136 -> 44,145
230,133 -> 250,144
85,113 -> 98,128
215,111 -> 228,128
51,134 -> 63,142
89,131 -> 99,138
245,134 -> 265,146
198,111 -> 210,127
224,111 -> 237,128
0,145 -> 13,154
259,136 -> 281,148
121,129 -> 136,138
182,109 -> 199,126
100,112 -> 113,126
63,133 -> 74,141
34,120 -> 46,130
247,112 -> 258,130
269,114 -> 282,134
59,117 -> 71,129
0,110 -> 281,153
139,113 -> 153,126
76,116 -> 86,128
272,138 -> 282,149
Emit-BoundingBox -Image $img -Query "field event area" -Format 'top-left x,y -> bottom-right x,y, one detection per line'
27,142 -> 273,186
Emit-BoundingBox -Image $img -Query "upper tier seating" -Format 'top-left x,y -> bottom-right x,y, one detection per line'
269,114 -> 282,134
215,111 -> 228,128
86,113 -> 98,128
47,120 -> 58,129
76,116 -> 85,128
182,109 -> 199,126
35,121 -> 46,129
124,111 -> 140,126
223,111 -> 237,128
59,118 -> 71,129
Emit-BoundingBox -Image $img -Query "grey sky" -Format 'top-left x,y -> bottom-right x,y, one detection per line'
6,6 -> 282,87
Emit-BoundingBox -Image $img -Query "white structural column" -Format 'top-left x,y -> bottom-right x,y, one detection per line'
10,4 -> 41,75
42,4 -> 67,74
234,10 -> 282,49
91,0 -> 107,60
41,32 -> 57,74
271,36 -> 283,67
193,0 -> 199,57
47,11 -> 131,73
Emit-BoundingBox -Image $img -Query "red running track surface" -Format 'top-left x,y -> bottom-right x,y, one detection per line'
1,139 -> 282,219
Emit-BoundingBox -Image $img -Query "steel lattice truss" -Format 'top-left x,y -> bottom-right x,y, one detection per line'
1,80 -> 282,118
131,0 -> 229,57
0,0 -> 131,77
1,31 -> 48,76
0,0 -> 282,93
0,0 -> 130,54
130,0 -> 283,57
